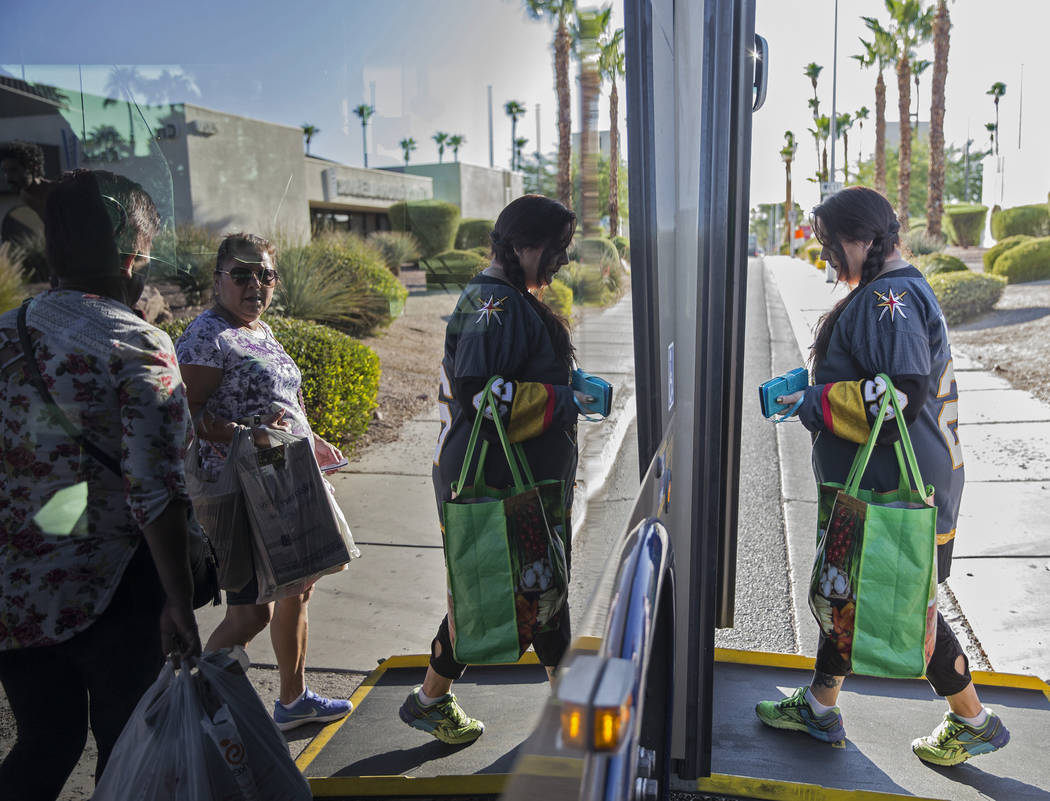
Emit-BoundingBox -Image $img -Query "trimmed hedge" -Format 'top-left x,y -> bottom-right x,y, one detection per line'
983,234 -> 1033,272
990,204 -> 1050,240
926,271 -> 1006,325
916,253 -> 967,276
425,249 -> 488,287
942,204 -> 987,248
159,316 -> 380,450
991,237 -> 1050,283
612,235 -> 630,262
542,277 -> 574,318
455,218 -> 495,250
388,200 -> 460,258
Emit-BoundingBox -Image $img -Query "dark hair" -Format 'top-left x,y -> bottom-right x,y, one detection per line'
490,194 -> 577,370
44,169 -> 160,280
809,186 -> 901,368
215,232 -> 277,273
0,141 -> 45,180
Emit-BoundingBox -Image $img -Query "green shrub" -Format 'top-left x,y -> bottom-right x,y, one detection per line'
0,242 -> 28,314
3,231 -> 48,283
556,259 -> 626,306
991,237 -> 1050,283
455,218 -> 495,250
612,235 -> 630,262
903,227 -> 948,256
926,271 -> 1006,325
151,224 -> 221,305
275,235 -> 407,335
990,204 -> 1050,240
470,245 -> 491,260
367,231 -> 420,276
542,277 -> 574,318
160,315 -> 380,450
916,253 -> 967,276
983,234 -> 1033,271
942,204 -> 987,248
388,200 -> 460,258
577,237 -> 619,268
426,249 -> 488,287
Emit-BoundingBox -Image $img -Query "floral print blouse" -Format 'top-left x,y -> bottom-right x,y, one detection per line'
0,291 -> 193,651
175,308 -> 312,475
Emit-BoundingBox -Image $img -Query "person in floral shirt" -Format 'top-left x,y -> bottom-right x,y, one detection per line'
0,170 -> 200,800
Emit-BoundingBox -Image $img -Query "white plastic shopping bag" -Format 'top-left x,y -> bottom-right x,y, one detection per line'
93,649 -> 311,801
236,428 -> 357,602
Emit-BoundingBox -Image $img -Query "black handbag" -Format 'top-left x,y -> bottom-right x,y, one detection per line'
17,300 -> 220,609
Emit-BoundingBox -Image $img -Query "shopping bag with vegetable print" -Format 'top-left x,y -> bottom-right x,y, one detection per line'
809,373 -> 938,679
442,376 -> 569,665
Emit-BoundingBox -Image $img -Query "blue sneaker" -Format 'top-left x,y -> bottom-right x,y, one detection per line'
273,688 -> 352,731
911,709 -> 1010,766
755,686 -> 846,743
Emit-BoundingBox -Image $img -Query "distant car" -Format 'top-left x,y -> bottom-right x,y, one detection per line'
747,234 -> 760,257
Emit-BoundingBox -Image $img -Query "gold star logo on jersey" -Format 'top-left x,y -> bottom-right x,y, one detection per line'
474,294 -> 507,326
874,288 -> 908,322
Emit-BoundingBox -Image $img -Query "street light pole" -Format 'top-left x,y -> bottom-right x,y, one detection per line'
826,0 -> 839,282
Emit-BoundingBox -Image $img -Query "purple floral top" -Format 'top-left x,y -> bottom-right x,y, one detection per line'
175,308 -> 312,474
0,290 -> 193,651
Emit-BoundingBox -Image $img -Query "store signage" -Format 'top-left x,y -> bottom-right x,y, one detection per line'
322,168 -> 428,203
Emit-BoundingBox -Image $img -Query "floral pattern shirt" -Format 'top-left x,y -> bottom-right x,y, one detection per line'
0,290 -> 193,651
175,308 -> 311,475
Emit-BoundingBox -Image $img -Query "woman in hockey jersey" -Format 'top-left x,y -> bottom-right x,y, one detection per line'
398,194 -> 589,745
755,186 -> 1009,766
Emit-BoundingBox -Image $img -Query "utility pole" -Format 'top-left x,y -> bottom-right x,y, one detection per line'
369,80 -> 376,165
829,0 -> 838,188
535,103 -> 541,160
964,119 -> 971,200
487,85 -> 494,168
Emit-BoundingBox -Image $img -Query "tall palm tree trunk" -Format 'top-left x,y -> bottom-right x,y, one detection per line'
784,165 -> 793,251
607,81 -> 619,238
875,72 -> 887,196
926,0 -> 949,236
896,54 -> 913,229
361,121 -> 368,168
842,131 -> 849,184
555,19 -> 572,208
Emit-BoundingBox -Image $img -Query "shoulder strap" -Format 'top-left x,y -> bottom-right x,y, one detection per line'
17,299 -> 122,477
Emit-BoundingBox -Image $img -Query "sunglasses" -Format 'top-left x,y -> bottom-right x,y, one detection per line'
216,267 -> 279,286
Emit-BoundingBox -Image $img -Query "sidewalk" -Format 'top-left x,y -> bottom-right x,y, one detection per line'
764,254 -> 1050,681
196,293 -> 637,673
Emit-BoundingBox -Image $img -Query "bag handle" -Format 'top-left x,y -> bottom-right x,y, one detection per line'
845,373 -> 929,502
453,376 -> 534,495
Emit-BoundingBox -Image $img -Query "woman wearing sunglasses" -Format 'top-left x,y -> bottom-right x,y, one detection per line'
175,232 -> 358,731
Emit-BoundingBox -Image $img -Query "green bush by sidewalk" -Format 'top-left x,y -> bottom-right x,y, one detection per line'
612,235 -> 630,262
542,277 -> 574,318
576,237 -> 619,268
983,234 -> 1033,272
916,253 -> 967,276
425,249 -> 488,287
151,224 -> 221,306
159,316 -> 380,450
455,218 -> 495,250
991,237 -> 1050,284
0,242 -> 28,314
990,204 -> 1050,240
903,227 -> 947,256
368,231 -> 420,276
926,271 -> 1006,325
388,200 -> 461,257
942,204 -> 987,248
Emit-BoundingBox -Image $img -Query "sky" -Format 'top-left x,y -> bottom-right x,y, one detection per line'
2,0 -> 1046,212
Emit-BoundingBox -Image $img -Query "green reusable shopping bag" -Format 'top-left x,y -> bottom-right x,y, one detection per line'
442,377 -> 569,665
809,374 -> 938,679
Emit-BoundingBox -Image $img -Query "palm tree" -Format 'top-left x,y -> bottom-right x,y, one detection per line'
447,134 -> 466,163
780,131 -> 797,251
836,113 -> 854,183
104,66 -> 142,155
911,58 -> 932,129
926,0 -> 951,237
854,106 -> 870,177
525,0 -> 576,207
301,124 -> 320,156
432,131 -> 449,164
813,114 -> 831,183
503,101 -> 526,170
855,20 -> 896,196
599,23 -> 625,238
514,137 -> 529,173
399,137 -> 417,166
803,62 -> 823,179
352,104 -> 374,167
885,0 -> 934,229
987,81 -> 1007,155
984,122 -> 997,152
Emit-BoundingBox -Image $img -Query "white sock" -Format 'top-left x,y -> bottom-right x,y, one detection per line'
805,687 -> 834,715
417,688 -> 443,706
279,688 -> 307,709
955,707 -> 988,726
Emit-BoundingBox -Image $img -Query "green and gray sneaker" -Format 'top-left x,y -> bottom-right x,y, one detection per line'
755,686 -> 846,743
399,686 -> 485,745
911,709 -> 1010,766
